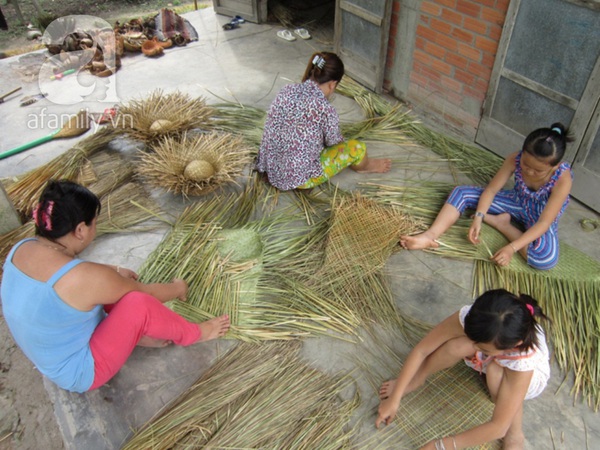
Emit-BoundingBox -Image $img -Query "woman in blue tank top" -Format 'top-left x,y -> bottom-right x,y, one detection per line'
1,180 -> 230,393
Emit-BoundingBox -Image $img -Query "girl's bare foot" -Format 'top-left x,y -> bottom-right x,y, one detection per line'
354,158 -> 392,173
379,379 -> 396,400
198,314 -> 230,342
483,212 -> 512,231
400,232 -> 440,250
138,336 -> 172,348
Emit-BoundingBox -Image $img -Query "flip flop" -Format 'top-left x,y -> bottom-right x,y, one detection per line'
222,21 -> 240,31
277,30 -> 296,41
294,28 -> 311,40
232,15 -> 245,24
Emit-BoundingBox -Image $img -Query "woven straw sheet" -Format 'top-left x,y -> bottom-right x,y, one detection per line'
323,194 -> 422,277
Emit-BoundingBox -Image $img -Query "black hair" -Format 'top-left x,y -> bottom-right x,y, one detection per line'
33,180 -> 101,240
464,289 -> 549,352
302,52 -> 345,84
522,122 -> 574,166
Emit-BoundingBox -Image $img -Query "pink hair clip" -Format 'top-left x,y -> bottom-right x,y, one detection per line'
33,201 -> 54,231
526,304 -> 535,316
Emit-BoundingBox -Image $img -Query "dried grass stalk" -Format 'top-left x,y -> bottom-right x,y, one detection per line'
115,89 -> 214,142
138,131 -> 253,197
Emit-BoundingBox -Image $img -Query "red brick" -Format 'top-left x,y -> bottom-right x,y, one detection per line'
431,58 -> 453,76
496,0 -> 510,13
417,24 -> 438,42
463,17 -> 487,35
477,0 -> 496,6
393,0 -> 401,14
454,68 -> 476,85
489,23 -> 503,41
422,1 -> 442,16
464,85 -> 487,101
475,35 -> 498,54
445,90 -> 464,106
468,61 -> 492,80
414,49 -> 433,66
436,34 -> 459,52
436,0 -> 457,8
420,14 -> 431,25
456,0 -> 481,18
431,18 -> 452,34
410,72 -> 430,88
416,62 -> 443,82
441,75 -> 463,93
481,6 -> 505,25
445,52 -> 469,70
415,36 -> 427,50
451,27 -> 474,43
441,8 -> 462,26
424,41 -> 447,59
481,51 -> 495,69
457,42 -> 481,61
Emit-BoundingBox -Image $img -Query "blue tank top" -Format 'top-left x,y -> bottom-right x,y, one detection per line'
1,239 -> 105,392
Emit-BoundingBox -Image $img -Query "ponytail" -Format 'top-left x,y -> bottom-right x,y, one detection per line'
302,52 -> 344,84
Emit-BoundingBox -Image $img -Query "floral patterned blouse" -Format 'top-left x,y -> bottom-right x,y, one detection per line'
256,80 -> 344,190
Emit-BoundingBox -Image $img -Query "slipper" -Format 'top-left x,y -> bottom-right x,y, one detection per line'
222,21 -> 239,31
277,29 -> 296,42
232,15 -> 245,24
294,28 -> 311,40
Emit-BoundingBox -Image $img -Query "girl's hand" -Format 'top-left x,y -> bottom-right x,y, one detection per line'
468,218 -> 482,244
172,278 -> 188,301
375,398 -> 399,429
418,441 -> 436,450
491,245 -> 514,267
116,266 -> 138,280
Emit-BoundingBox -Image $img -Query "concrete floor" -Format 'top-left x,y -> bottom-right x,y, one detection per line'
1,7 -> 599,449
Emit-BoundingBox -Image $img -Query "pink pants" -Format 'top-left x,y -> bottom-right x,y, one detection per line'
88,291 -> 201,390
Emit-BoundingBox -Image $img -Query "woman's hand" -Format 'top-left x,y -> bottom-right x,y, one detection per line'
491,245 -> 514,267
375,397 -> 399,429
468,218 -> 483,244
172,278 -> 188,301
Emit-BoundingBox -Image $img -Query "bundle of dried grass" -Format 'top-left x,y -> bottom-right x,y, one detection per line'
123,341 -> 358,449
354,328 -> 499,449
3,128 -> 117,220
114,90 -> 214,142
211,102 -> 267,150
137,131 -> 253,197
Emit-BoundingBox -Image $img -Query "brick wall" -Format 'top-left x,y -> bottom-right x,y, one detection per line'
385,0 -> 510,137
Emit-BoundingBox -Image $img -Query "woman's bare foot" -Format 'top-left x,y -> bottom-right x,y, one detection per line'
138,336 -> 172,348
198,314 -> 230,342
400,232 -> 440,250
379,379 -> 396,400
354,158 -> 392,173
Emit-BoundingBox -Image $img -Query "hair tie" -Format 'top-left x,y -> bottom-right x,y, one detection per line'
33,201 -> 54,231
551,126 -> 562,135
312,55 -> 326,69
526,304 -> 535,316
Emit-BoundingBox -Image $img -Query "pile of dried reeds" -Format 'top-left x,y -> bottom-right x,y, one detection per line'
122,341 -> 358,449
137,131 -> 253,197
114,90 -> 214,142
2,128 -> 117,220
211,102 -> 266,150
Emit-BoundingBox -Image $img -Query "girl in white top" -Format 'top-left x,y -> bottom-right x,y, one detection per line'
376,289 -> 550,449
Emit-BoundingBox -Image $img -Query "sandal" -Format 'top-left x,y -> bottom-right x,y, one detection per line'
294,28 -> 311,40
222,21 -> 240,31
277,29 -> 296,41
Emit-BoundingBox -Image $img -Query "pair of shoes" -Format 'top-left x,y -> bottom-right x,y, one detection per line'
277,28 -> 312,42
223,15 -> 245,30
